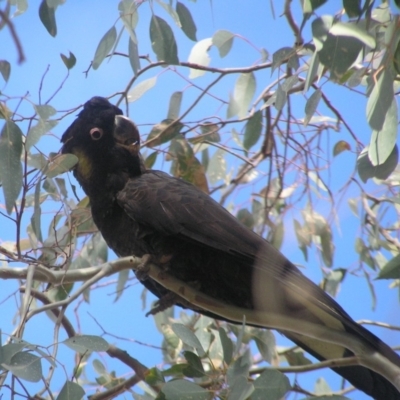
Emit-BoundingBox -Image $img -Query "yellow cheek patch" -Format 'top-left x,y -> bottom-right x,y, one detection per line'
72,148 -> 93,181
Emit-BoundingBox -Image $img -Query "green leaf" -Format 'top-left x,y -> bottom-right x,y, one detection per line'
3,352 -> 42,382
26,119 -> 58,150
343,0 -> 362,17
183,351 -> 205,377
115,269 -> 129,302
274,84 -> 286,111
0,121 -> 23,214
171,323 -> 205,357
304,51 -> 320,93
128,37 -> 140,75
227,72 -> 256,119
0,343 -> 25,364
188,38 -> 212,78
252,369 -> 291,400
208,148 -> 226,184
150,15 -> 179,65
144,151 -> 158,169
119,0 -> 139,43
168,91 -> 183,119
377,253 -> 400,279
243,110 -> 262,151
366,68 -> 395,131
60,51 -> 76,70
63,335 -> 109,353
39,0 -> 57,37
162,379 -> 211,400
304,88 -> 321,126
318,34 -> 363,80
226,353 -> 251,385
303,0 -> 328,13
271,47 -> 293,73
271,221 -> 284,250
45,154 -> 78,178
34,104 -> 57,120
330,22 -> 375,48
311,15 -> 334,52
253,329 -> 276,364
155,0 -> 181,27
212,30 -> 234,57
0,60 -> 11,82
219,327 -> 233,365
368,98 -> 398,166
357,145 -> 398,183
147,119 -> 183,147
176,2 -> 197,41
92,26 -> 117,70
323,268 -> 346,297
320,226 -> 334,267
57,380 -> 85,400
228,375 -> 254,400
93,358 -> 107,375
31,179 -> 43,242
127,77 -> 157,103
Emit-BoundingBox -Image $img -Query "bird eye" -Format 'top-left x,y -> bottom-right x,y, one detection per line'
90,128 -> 103,140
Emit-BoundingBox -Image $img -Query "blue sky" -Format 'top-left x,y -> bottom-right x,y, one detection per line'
1,1 -> 399,399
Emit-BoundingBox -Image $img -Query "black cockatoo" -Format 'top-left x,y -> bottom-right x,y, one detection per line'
61,97 -> 400,399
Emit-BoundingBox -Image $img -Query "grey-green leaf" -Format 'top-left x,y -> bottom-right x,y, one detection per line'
4,352 -> 42,382
212,30 -> 234,58
57,380 -> 85,400
92,26 -> 117,70
115,269 -> 129,302
60,51 -> 77,70
251,369 -> 291,400
39,0 -> 57,37
26,120 -> 58,150
63,335 -> 109,353
343,0 -> 362,17
368,98 -> 398,166
228,375 -> 254,400
127,77 -> 157,103
162,379 -> 211,400
243,110 -> 262,151
150,15 -> 179,65
377,253 -> 400,279
34,104 -> 56,119
171,323 -> 205,357
219,327 -> 233,365
176,1 -> 197,41
366,68 -> 395,131
357,145 -> 398,183
271,47 -> 293,73
128,37 -> 140,75
227,73 -> 256,119
0,121 -> 23,214
304,88 -> 322,126
274,84 -> 287,111
45,154 -> 78,178
168,91 -> 183,120
0,60 -> 11,82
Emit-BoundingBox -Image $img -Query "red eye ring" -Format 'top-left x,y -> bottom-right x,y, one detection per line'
90,128 -> 103,140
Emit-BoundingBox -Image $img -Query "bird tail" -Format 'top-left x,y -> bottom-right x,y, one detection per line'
285,331 -> 400,399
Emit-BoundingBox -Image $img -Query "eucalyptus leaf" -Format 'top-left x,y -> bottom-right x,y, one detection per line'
176,1 -> 197,41
63,335 -> 109,353
0,121 -> 23,214
92,26 -> 117,70
150,15 -> 179,65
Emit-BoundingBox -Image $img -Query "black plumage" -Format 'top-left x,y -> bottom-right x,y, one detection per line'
61,97 -> 400,399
